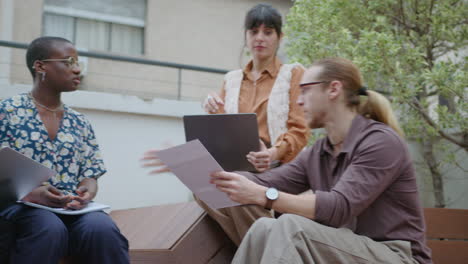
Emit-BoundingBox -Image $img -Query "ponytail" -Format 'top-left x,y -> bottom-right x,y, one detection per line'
358,90 -> 405,138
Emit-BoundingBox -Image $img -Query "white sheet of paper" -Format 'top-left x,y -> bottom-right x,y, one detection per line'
20,201 -> 110,215
157,139 -> 239,209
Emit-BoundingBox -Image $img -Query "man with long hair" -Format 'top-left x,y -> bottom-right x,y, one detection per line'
211,58 -> 432,264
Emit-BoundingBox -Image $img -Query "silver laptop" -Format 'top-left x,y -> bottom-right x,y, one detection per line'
183,113 -> 260,171
0,147 -> 54,209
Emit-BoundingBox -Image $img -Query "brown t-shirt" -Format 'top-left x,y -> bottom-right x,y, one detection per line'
216,58 -> 309,163
241,115 -> 432,264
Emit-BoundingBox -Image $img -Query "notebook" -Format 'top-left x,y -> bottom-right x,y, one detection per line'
20,201 -> 110,215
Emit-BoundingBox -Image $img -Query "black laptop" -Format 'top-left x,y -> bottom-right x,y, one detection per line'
183,113 -> 260,171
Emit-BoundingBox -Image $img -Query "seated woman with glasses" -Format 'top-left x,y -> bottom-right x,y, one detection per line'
0,36 -> 129,264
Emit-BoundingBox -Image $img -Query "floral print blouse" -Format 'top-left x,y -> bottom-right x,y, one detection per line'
0,93 -> 106,195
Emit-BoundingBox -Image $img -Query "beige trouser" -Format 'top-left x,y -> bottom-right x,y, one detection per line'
232,214 -> 419,264
194,196 -> 272,246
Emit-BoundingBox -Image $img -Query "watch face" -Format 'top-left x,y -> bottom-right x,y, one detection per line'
266,188 -> 279,200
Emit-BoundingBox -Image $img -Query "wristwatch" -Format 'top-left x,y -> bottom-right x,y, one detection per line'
265,187 -> 279,209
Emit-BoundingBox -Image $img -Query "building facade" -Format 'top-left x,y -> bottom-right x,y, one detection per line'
0,0 -> 294,210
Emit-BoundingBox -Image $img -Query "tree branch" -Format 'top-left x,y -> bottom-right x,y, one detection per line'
454,19 -> 468,26
451,0 -> 462,7
409,98 -> 468,150
389,15 -> 417,32
399,0 -> 406,25
414,0 -> 423,35
433,42 -> 453,50
453,156 -> 468,174
429,0 -> 435,15
425,0 -> 435,35
427,90 -> 438,97
397,0 -> 411,36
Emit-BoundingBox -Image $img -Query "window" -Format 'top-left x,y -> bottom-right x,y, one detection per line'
43,0 -> 146,55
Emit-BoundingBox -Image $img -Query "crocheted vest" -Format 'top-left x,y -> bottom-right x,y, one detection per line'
224,63 -> 301,144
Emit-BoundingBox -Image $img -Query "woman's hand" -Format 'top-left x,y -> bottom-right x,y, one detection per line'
202,92 -> 224,113
66,178 -> 97,210
66,186 -> 93,210
246,140 -> 278,172
22,185 -> 73,208
141,149 -> 171,174
210,171 -> 266,205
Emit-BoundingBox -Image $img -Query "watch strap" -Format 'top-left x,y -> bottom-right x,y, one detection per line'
265,199 -> 274,210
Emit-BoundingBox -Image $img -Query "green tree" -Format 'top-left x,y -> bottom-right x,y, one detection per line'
285,0 -> 467,207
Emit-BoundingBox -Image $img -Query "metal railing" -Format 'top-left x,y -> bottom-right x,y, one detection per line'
0,40 -> 229,100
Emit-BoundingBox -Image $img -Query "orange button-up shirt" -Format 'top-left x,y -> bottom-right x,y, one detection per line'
217,58 -> 309,163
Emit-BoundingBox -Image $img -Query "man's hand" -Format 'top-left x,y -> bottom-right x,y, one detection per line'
246,140 -> 278,172
22,185 -> 73,208
210,171 -> 267,206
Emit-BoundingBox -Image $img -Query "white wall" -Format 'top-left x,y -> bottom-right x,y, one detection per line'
79,110 -> 192,210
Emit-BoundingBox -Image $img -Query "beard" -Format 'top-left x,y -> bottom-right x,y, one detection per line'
306,111 -> 326,129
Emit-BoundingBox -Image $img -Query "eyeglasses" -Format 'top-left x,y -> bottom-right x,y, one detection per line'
32,57 -> 81,69
299,81 -> 329,94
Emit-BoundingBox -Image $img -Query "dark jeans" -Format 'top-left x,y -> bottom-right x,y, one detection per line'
0,216 -> 14,263
0,204 -> 129,264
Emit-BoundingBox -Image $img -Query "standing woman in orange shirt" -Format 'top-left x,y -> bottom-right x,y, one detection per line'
194,3 -> 309,246
141,3 -> 309,247
202,3 -> 308,172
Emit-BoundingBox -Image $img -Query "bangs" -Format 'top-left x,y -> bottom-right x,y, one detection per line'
245,13 -> 279,30
244,4 -> 282,35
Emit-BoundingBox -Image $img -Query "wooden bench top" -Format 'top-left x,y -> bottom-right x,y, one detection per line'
110,202 -> 205,250
110,201 -> 235,264
424,208 -> 468,264
108,205 -> 468,264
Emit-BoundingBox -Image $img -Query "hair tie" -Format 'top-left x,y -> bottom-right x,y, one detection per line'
358,86 -> 368,96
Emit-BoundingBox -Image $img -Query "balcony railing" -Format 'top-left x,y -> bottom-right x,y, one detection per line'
0,40 -> 229,101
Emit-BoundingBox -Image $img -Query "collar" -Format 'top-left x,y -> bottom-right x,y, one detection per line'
243,57 -> 282,80
321,115 -> 369,156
